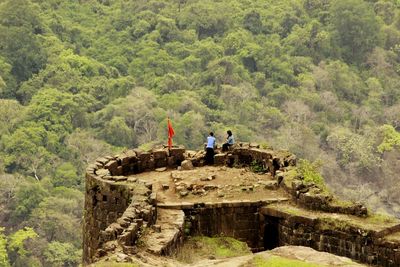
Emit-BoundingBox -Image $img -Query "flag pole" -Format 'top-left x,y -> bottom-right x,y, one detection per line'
167,117 -> 175,150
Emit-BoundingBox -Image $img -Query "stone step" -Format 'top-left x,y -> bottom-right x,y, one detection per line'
144,208 -> 185,256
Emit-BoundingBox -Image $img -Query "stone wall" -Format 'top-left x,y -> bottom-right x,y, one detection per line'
183,202 -> 263,251
84,143 -> 400,266
261,206 -> 400,267
84,171 -> 132,263
83,143 -> 294,264
84,159 -> 155,264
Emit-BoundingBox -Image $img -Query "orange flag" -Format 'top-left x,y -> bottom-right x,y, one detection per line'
167,118 -> 175,148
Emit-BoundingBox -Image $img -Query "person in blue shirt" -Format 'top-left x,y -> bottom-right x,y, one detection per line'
222,130 -> 234,152
205,132 -> 216,165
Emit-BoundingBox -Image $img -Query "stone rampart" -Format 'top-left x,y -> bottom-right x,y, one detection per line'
261,206 -> 400,267
84,143 -> 400,266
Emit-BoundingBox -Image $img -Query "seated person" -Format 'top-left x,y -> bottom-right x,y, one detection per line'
222,130 -> 234,152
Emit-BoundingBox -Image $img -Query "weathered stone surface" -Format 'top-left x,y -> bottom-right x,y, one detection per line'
119,150 -> 137,166
85,142 -> 400,267
214,153 -> 226,165
259,180 -> 278,190
169,147 -> 185,160
96,157 -> 110,166
111,176 -> 128,182
96,168 -> 111,178
105,160 -> 119,173
153,149 -> 167,160
162,184 -> 170,190
249,143 -> 260,148
138,151 -> 151,162
179,190 -> 189,197
180,160 -> 194,170
167,156 -> 176,167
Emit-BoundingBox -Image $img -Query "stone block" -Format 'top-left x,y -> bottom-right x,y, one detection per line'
139,152 -> 151,162
147,158 -> 155,171
284,154 -> 297,166
108,223 -> 124,235
181,160 -> 194,170
119,150 -> 137,166
214,154 -> 226,165
170,147 -> 185,161
259,180 -> 278,190
249,143 -> 260,148
235,219 -> 256,229
117,231 -> 132,245
96,169 -> 111,178
155,158 -> 167,168
117,217 -> 131,228
153,149 -> 167,160
96,157 -> 110,166
249,148 -> 263,161
233,147 -> 249,156
167,156 -> 176,167
261,151 -> 273,160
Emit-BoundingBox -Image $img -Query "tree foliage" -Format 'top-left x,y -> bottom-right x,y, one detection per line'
1,0 -> 400,265
0,228 -> 10,267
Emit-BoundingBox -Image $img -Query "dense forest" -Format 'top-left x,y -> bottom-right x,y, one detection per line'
1,0 -> 400,266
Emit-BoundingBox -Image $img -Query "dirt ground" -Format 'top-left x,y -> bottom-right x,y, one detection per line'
130,166 -> 289,203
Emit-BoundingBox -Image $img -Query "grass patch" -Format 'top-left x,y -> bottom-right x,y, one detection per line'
283,167 -> 298,180
250,160 -> 266,173
260,143 -> 271,149
278,206 -> 304,216
330,198 -> 355,208
367,213 -> 398,224
173,236 -> 251,263
319,217 -> 351,232
297,159 -> 327,191
246,255 -> 326,267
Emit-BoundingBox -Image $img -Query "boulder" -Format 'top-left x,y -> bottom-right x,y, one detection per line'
179,190 -> 189,197
181,160 -> 194,170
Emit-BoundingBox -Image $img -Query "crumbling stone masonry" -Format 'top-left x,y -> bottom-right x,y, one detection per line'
84,143 -> 400,266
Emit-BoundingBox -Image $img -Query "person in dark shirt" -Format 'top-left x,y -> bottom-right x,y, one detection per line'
222,130 -> 234,152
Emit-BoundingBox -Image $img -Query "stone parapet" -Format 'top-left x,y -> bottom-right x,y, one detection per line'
84,143 -> 398,266
261,205 -> 400,267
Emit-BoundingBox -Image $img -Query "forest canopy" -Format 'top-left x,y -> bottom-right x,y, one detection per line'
1,0 -> 400,266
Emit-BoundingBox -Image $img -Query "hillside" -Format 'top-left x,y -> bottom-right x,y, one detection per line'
1,0 -> 400,266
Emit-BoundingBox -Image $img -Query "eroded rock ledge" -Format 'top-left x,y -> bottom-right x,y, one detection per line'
84,143 -> 400,267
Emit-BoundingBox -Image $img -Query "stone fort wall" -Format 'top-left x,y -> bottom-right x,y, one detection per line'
84,144 -> 400,266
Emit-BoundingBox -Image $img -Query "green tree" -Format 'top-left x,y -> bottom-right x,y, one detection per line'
53,163 -> 80,188
12,182 -> 48,220
0,0 -> 47,85
8,227 -> 38,265
377,124 -> 400,153
0,227 -> 10,267
103,116 -> 133,147
26,88 -> 85,135
243,10 -> 263,34
0,57 -> 16,98
330,0 -> 382,64
43,242 -> 81,267
1,123 -> 58,175
0,99 -> 24,136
